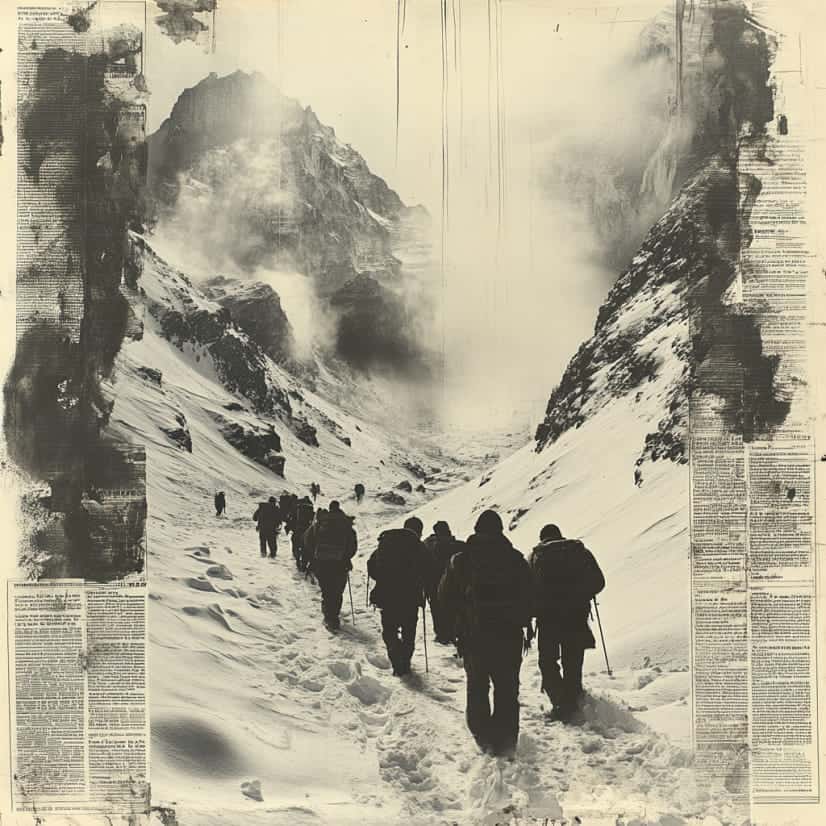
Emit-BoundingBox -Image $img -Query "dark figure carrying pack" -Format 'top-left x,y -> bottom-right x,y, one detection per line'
214,491 -> 226,517
354,483 -> 365,504
253,496 -> 281,558
423,521 -> 464,644
529,524 -> 605,722
304,501 -> 357,631
368,517 -> 429,676
289,496 -> 315,572
439,510 -> 533,757
310,482 -> 321,502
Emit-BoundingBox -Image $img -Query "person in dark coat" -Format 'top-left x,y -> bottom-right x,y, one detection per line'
214,491 -> 226,517
304,501 -> 357,631
354,483 -> 365,504
290,496 -> 315,572
529,524 -> 605,721
367,516 -> 429,676
423,521 -> 464,644
253,496 -> 281,558
439,510 -> 533,756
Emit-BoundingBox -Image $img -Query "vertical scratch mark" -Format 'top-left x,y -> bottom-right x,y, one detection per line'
395,0 -> 401,165
211,3 -> 216,53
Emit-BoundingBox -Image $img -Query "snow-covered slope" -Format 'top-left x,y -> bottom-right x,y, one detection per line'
110,236 -> 741,826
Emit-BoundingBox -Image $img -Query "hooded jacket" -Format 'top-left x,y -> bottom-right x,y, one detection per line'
438,532 -> 533,642
529,537 -> 605,642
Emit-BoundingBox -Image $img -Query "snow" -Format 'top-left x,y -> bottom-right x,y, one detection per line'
114,282 -> 739,823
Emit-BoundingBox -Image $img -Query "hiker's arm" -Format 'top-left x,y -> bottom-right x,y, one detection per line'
586,550 -> 605,596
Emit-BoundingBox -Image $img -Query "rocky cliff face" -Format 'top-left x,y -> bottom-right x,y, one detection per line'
535,2 -> 784,483
203,276 -> 297,368
147,71 -> 432,376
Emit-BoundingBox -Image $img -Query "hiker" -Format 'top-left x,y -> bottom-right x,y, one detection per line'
439,510 -> 533,756
367,516 -> 429,676
252,496 -> 281,558
354,482 -> 365,504
310,482 -> 321,502
279,492 -> 298,531
423,520 -> 464,644
290,496 -> 315,572
214,491 -> 226,517
529,524 -> 605,722
304,501 -> 357,631
303,508 -> 327,586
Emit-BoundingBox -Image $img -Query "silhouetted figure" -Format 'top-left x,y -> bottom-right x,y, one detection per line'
310,482 -> 321,502
304,501 -> 357,630
368,517 -> 429,676
290,496 -> 315,572
529,524 -> 605,722
214,491 -> 226,517
778,114 -> 788,135
439,510 -> 533,756
253,496 -> 281,558
423,521 -> 464,644
354,483 -> 365,504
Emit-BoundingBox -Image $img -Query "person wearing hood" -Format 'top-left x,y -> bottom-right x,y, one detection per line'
305,500 -> 357,631
438,510 -> 533,756
367,516 -> 429,676
423,520 -> 464,644
529,524 -> 605,721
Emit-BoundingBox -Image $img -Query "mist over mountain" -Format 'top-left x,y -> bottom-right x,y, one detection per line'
146,70 -> 435,381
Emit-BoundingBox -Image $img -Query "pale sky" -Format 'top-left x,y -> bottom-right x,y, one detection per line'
144,0 -> 672,425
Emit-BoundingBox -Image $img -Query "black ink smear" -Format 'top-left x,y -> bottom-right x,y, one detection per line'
155,0 -> 217,45
7,32 -> 149,581
66,1 -> 97,33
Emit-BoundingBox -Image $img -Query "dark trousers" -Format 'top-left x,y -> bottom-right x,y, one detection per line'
316,561 -> 348,626
381,605 -> 419,674
427,590 -> 453,642
463,629 -> 523,755
291,533 -> 306,570
259,532 -> 277,557
537,622 -> 586,710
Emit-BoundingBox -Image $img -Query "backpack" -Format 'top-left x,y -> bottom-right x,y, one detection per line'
295,501 -> 314,531
314,518 -> 349,562
465,552 -> 527,632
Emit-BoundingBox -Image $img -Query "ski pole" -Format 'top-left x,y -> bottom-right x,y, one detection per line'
422,604 -> 429,673
593,597 -> 612,676
347,573 -> 356,626
365,564 -> 369,609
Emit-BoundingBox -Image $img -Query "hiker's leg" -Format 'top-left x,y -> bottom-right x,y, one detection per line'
537,623 -> 563,706
561,643 -> 586,708
259,533 -> 267,557
490,631 -> 523,755
464,648 -> 493,751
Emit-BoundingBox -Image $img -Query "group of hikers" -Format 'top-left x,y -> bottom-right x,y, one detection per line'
244,487 -> 606,759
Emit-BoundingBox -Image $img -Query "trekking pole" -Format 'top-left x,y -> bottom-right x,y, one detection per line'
593,597 -> 612,676
365,564 -> 369,610
347,573 -> 356,626
422,604 -> 429,673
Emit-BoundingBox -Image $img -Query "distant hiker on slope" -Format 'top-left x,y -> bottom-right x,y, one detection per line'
439,510 -> 533,757
304,501 -> 357,631
310,482 -> 321,502
214,491 -> 226,518
423,520 -> 464,644
289,496 -> 315,572
252,496 -> 281,558
354,483 -> 365,504
529,524 -> 605,722
368,516 -> 429,676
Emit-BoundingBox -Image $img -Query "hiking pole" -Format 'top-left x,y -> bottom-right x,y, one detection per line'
593,597 -> 612,676
422,605 -> 429,673
347,573 -> 356,626
365,563 -> 369,610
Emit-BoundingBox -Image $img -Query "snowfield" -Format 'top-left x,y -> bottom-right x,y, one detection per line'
109,242 -> 739,824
